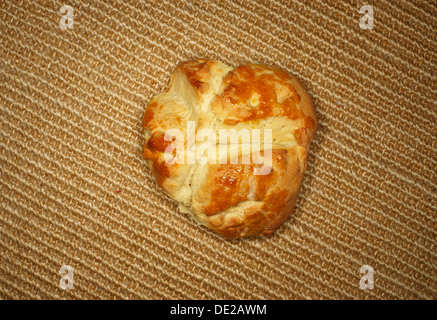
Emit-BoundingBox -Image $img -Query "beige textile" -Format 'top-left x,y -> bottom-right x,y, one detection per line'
0,0 -> 436,299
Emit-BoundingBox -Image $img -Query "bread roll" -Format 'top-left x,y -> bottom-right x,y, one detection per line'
142,59 -> 316,238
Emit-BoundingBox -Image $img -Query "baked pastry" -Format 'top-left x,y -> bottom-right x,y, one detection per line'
142,59 -> 316,238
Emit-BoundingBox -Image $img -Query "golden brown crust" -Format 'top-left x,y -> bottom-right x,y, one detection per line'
212,65 -> 300,122
142,59 -> 317,239
177,59 -> 214,95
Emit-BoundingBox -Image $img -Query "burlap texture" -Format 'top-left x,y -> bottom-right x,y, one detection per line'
0,0 -> 435,299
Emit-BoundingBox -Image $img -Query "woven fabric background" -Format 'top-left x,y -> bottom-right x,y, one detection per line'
0,0 -> 436,300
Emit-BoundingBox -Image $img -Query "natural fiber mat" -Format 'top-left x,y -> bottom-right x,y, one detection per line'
1,0 -> 436,300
